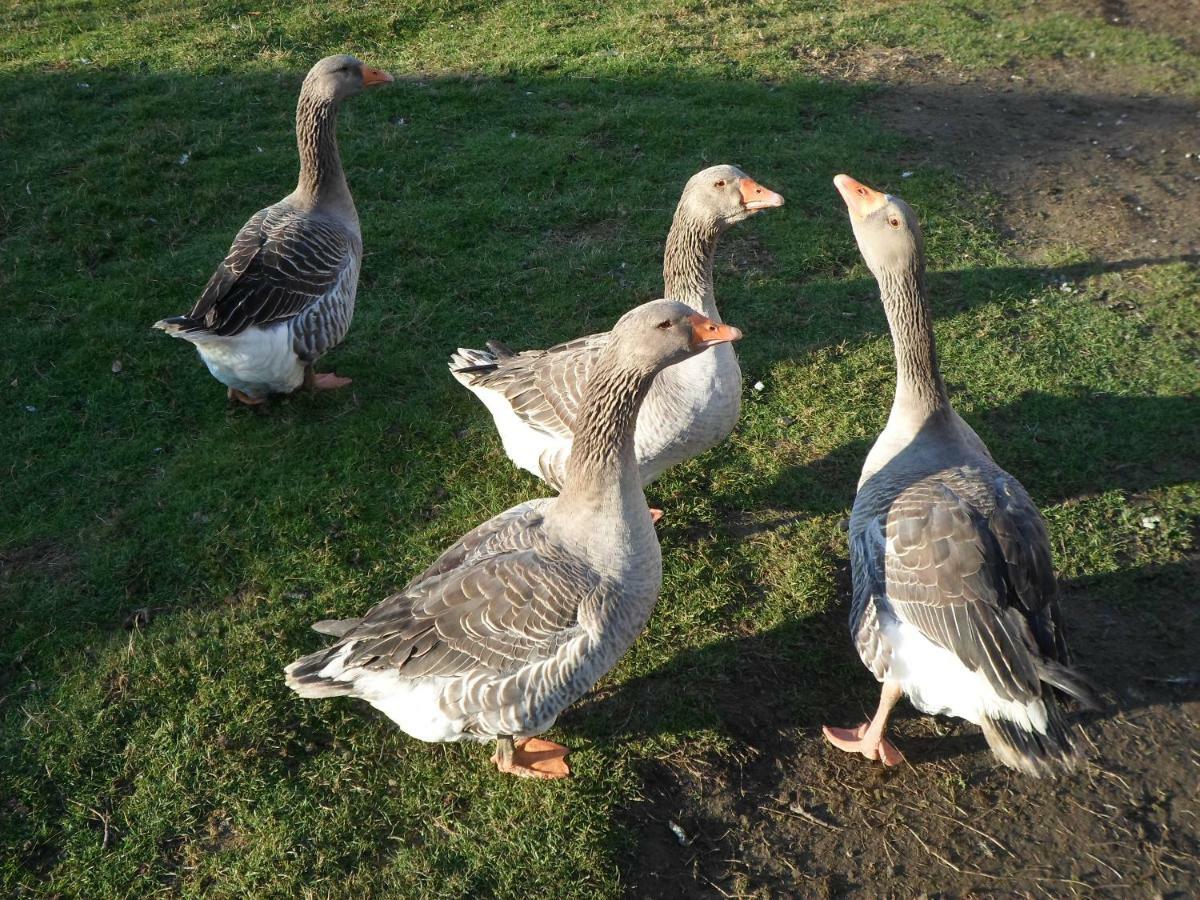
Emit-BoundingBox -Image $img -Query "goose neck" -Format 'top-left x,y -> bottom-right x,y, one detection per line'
295,89 -> 351,210
878,265 -> 949,425
663,206 -> 723,319
554,355 -> 653,519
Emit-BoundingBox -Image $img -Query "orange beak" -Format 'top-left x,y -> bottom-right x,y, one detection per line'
739,177 -> 785,212
833,173 -> 886,218
361,64 -> 394,87
688,312 -> 743,350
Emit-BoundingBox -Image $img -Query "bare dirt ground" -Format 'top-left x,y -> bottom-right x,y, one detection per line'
871,54 -> 1199,264
620,13 -> 1200,898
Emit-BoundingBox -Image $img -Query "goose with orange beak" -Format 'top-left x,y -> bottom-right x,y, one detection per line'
288,300 -> 741,779
824,174 -> 1099,775
155,55 -> 393,404
450,165 -> 782,515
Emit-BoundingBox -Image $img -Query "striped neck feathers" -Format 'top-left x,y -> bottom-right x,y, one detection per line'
663,204 -> 724,319
877,263 -> 950,424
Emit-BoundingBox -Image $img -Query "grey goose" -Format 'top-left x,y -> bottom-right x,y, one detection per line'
155,54 -> 392,404
822,174 -> 1099,776
449,165 -> 783,506
286,300 -> 743,778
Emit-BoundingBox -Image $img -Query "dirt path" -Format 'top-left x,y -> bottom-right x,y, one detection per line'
871,53 -> 1199,264
621,25 -> 1199,899
624,562 -> 1199,896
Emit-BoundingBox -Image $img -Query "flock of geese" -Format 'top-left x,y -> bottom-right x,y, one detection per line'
156,55 -> 1099,780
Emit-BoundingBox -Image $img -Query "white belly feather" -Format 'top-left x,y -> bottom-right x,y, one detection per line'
315,644 -> 477,744
463,381 -> 572,483
884,618 -> 1050,735
192,322 -> 305,398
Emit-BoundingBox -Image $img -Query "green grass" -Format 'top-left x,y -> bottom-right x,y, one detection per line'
2,1 -> 1198,896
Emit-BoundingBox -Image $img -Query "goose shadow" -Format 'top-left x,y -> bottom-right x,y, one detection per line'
716,388 -> 1200,523
571,555 -> 1200,770
733,251 -> 1199,397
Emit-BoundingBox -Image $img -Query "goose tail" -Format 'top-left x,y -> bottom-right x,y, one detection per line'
154,316 -> 207,340
980,694 -> 1088,777
284,645 -> 354,699
449,346 -> 500,382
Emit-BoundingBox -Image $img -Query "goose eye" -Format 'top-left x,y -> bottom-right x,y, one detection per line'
656,320 -> 673,330
888,216 -> 901,228
714,179 -> 726,188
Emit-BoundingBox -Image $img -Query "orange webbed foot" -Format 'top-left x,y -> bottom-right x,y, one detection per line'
822,723 -> 905,766
309,372 -> 353,390
227,387 -> 267,406
492,737 -> 571,780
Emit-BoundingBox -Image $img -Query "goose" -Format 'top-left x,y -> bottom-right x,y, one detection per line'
285,299 -> 742,778
449,165 -> 783,499
154,54 -> 392,404
822,175 -> 1099,776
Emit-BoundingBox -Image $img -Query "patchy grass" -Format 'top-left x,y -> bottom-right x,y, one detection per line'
1,1 -> 1197,896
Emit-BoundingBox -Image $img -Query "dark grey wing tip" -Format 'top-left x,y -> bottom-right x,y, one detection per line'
154,315 -> 194,333
980,702 -> 1088,777
453,362 -> 501,375
485,340 -> 515,358
1036,657 -> 1104,711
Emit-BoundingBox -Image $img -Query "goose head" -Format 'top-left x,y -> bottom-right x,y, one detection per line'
834,174 -> 924,277
681,164 -> 785,229
303,54 -> 394,103
610,299 -> 743,374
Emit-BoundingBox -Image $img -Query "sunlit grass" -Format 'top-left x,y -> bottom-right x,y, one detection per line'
1,1 -> 1197,895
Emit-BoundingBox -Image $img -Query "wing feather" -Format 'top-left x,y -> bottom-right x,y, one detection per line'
458,333 -> 610,439
884,474 -> 1044,703
178,203 -> 357,336
315,501 -> 598,680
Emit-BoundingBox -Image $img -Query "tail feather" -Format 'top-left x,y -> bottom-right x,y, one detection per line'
449,346 -> 499,381
284,648 -> 354,699
1035,658 -> 1102,710
154,315 -> 207,339
311,618 -> 360,637
980,696 -> 1086,777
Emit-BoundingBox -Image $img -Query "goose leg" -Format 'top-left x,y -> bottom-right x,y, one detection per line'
823,681 -> 906,766
491,735 -> 571,779
649,508 -> 664,526
303,365 -> 353,392
227,387 -> 266,406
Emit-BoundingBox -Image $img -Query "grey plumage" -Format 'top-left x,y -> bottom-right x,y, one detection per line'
833,175 -> 1097,776
155,204 -> 361,359
286,300 -> 743,770
450,165 -> 782,488
154,54 -> 389,399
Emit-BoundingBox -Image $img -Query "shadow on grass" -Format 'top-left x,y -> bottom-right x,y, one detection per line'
720,387 -> 1200,522
1,62 -> 1198,894
577,554 -> 1199,766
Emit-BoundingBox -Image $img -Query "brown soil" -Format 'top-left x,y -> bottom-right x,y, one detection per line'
872,55 -> 1200,263
619,17 -> 1200,898
621,559 -> 1199,897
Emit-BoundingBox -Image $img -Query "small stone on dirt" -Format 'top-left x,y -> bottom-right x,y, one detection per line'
667,820 -> 692,846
